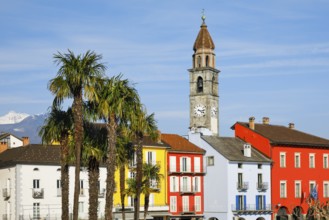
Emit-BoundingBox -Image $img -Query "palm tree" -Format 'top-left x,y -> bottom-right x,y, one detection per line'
90,75 -> 140,220
49,50 -> 106,220
141,163 -> 163,220
82,122 -> 107,220
116,135 -> 134,220
130,110 -> 158,220
39,106 -> 73,220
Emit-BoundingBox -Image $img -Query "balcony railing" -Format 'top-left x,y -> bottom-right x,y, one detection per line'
98,188 -> 106,198
2,214 -> 8,220
232,204 -> 272,213
2,188 -> 10,198
32,188 -> 44,199
180,188 -> 196,195
168,165 -> 205,175
237,182 -> 249,191
257,182 -> 269,191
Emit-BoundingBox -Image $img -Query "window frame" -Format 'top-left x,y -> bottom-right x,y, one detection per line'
295,153 -> 301,168
280,152 -> 286,168
280,181 -> 287,198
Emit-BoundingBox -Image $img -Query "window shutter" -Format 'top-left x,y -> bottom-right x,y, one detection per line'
256,195 -> 259,210
180,157 -> 183,172
187,177 -> 191,192
170,177 -> 174,192
187,157 -> 191,172
194,157 -> 200,172
180,177 -> 183,192
236,196 -> 239,210
152,151 -> 156,165
175,177 -> 179,192
170,156 -> 176,172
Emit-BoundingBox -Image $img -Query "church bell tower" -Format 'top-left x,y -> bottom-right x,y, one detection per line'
189,15 -> 220,135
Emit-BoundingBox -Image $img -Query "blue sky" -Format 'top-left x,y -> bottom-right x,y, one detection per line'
1,0 -> 329,139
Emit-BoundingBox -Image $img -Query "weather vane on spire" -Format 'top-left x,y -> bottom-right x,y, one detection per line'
201,9 -> 206,23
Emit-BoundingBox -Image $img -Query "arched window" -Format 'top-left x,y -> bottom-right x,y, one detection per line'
197,56 -> 201,67
197,77 -> 203,93
206,55 -> 209,67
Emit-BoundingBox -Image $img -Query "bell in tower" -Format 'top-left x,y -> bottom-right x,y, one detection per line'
188,14 -> 220,135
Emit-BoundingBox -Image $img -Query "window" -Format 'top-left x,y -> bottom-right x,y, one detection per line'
182,196 -> 189,212
169,156 -> 176,172
197,77 -> 203,93
238,163 -> 243,168
280,181 -> 287,198
236,195 -> 246,210
207,156 -> 214,166
238,173 -> 243,188
194,157 -> 201,172
280,152 -> 286,168
295,181 -> 301,198
129,152 -> 137,167
324,154 -> 328,169
57,179 -> 61,196
170,176 -> 179,192
181,157 -> 191,172
197,56 -> 201,68
295,153 -> 301,168
193,177 -> 200,192
310,181 -> 316,193
205,56 -> 209,67
33,179 -> 40,189
170,196 -> 177,212
181,176 -> 191,192
258,164 -> 262,169
80,180 -> 84,196
195,196 -> 201,212
256,195 -> 266,210
146,151 -> 156,165
128,196 -> 134,207
33,203 -> 40,219
324,182 -> 329,198
309,154 -> 315,168
257,174 -> 263,189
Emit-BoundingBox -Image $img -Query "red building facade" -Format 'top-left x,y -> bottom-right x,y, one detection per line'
161,134 -> 205,220
233,117 -> 329,220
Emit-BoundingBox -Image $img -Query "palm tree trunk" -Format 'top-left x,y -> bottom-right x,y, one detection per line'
120,165 -> 126,220
143,193 -> 150,220
105,114 -> 117,220
134,137 -> 143,220
72,94 -> 84,220
88,157 -> 100,220
61,137 -> 69,220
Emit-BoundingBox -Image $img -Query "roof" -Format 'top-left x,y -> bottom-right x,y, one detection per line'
0,144 -> 60,168
140,135 -> 170,148
161,133 -> 205,154
201,136 -> 271,163
0,132 -> 22,141
235,122 -> 329,147
193,21 -> 215,51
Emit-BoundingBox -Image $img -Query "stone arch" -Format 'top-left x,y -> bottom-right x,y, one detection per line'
208,218 -> 218,220
197,76 -> 203,93
257,217 -> 265,220
238,218 -> 245,220
277,206 -> 289,220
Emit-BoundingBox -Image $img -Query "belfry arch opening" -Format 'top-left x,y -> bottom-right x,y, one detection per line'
206,55 -> 209,67
197,76 -> 203,93
197,56 -> 201,67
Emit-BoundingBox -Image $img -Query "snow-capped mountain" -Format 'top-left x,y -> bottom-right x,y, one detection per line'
0,112 -> 47,144
0,111 -> 30,124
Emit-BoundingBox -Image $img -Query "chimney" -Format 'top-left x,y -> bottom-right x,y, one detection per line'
0,142 -> 8,153
22,137 -> 30,146
262,117 -> 270,125
289,123 -> 295,129
243,143 -> 252,157
249,117 -> 255,130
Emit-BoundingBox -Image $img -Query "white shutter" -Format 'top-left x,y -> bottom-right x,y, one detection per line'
194,157 -> 200,172
175,177 -> 179,192
145,151 -> 149,163
182,196 -> 189,212
170,156 -> 176,172
187,157 -> 191,172
170,196 -> 177,212
187,177 -> 191,192
195,196 -> 201,211
170,177 -> 174,192
152,151 -> 156,165
149,193 -> 154,206
180,157 -> 183,172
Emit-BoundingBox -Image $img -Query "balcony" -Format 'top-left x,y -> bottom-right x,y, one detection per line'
257,182 -> 269,191
3,214 -> 8,220
232,204 -> 273,214
168,165 -> 205,175
180,188 -> 195,195
98,188 -> 106,198
32,188 -> 44,199
237,182 -> 249,191
2,188 -> 10,198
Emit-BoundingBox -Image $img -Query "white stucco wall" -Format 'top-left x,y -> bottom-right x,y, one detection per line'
0,164 -> 107,220
0,166 -> 16,220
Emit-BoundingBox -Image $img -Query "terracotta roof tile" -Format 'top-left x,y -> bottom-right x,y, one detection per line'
161,133 -> 205,153
193,23 -> 215,51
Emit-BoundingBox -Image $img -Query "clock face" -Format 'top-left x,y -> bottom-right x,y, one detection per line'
211,107 -> 217,117
194,104 -> 206,117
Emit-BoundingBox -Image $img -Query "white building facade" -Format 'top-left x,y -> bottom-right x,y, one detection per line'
0,145 -> 107,220
189,130 -> 272,220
